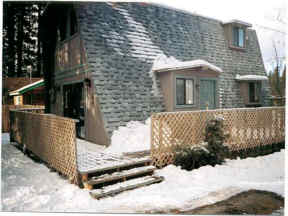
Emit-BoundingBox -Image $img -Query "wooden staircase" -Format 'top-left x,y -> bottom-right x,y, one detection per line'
79,156 -> 163,199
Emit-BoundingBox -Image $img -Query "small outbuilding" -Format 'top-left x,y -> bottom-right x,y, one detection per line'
8,79 -> 45,105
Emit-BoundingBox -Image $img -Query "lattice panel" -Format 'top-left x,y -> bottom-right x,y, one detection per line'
10,110 -> 79,185
2,105 -> 44,132
151,107 -> 285,167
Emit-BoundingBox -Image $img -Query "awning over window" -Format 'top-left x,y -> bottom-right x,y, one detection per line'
235,74 -> 268,81
152,55 -> 223,73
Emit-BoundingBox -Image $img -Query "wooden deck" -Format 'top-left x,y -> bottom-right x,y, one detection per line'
76,139 -> 151,174
76,139 -> 163,198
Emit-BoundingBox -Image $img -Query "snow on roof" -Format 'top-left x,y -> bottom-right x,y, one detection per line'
9,79 -> 44,96
222,19 -> 252,27
152,55 -> 223,73
235,74 -> 268,81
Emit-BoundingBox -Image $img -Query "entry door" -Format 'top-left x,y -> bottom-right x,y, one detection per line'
200,79 -> 217,110
63,82 -> 85,138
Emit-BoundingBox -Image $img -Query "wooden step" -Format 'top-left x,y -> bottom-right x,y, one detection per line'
89,175 -> 164,199
79,156 -> 152,175
123,150 -> 150,158
87,165 -> 156,186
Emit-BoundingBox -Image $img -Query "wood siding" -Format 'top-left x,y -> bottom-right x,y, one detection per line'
85,81 -> 109,146
52,33 -> 108,146
158,71 -> 173,111
54,33 -> 88,84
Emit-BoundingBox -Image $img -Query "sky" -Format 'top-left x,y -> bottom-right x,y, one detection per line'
151,0 -> 286,73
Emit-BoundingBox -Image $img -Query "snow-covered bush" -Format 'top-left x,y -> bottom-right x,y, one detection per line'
173,142 -> 211,170
173,117 -> 229,170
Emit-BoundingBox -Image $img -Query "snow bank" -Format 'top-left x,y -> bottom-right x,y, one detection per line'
105,118 -> 151,154
155,150 -> 285,211
2,133 -> 10,145
2,133 -> 284,213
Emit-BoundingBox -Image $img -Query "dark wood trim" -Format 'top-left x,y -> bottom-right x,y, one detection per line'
229,45 -> 246,52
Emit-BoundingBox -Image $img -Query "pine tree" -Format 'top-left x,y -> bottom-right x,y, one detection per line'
3,2 -> 44,78
3,2 -> 17,77
15,3 -> 24,77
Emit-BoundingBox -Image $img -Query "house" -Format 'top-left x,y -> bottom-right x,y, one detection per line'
9,79 -> 45,105
39,2 -> 271,146
2,77 -> 45,105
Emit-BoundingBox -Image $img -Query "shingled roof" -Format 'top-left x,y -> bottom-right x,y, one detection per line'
75,2 -> 268,137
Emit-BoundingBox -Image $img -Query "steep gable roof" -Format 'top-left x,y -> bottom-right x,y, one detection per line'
76,2 -> 266,137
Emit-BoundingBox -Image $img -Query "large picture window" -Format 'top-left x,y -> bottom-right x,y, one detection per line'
233,26 -> 244,48
176,78 -> 194,105
249,82 -> 261,103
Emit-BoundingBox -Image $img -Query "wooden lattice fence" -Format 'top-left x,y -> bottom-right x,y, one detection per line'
9,109 -> 79,184
151,107 -> 285,167
2,105 -> 45,132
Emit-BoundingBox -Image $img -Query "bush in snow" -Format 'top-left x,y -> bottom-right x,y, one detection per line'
173,142 -> 211,170
173,116 -> 229,170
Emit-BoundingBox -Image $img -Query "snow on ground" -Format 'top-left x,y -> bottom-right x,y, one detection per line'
105,118 -> 151,154
1,133 -> 9,145
1,133 -> 284,212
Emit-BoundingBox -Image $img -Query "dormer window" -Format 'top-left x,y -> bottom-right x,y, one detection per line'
223,19 -> 252,51
233,26 -> 244,48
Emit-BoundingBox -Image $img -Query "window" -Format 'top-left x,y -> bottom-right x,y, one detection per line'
176,78 -> 194,105
233,27 -> 244,47
57,8 -> 78,42
249,82 -> 261,103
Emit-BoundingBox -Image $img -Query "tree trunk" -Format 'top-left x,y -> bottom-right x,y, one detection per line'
7,3 -> 16,77
36,4 -> 42,77
16,5 -> 24,77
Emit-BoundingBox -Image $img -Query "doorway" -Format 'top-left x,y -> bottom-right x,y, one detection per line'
63,82 -> 85,138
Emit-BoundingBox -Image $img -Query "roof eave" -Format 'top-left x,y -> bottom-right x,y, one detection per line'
222,19 -> 252,28
154,65 -> 222,73
235,75 -> 268,81
9,79 -> 44,96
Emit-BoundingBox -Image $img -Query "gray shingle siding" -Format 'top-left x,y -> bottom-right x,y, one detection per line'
76,2 -> 270,138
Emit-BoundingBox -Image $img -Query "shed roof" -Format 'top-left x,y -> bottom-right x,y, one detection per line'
9,79 -> 44,96
235,74 -> 268,81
